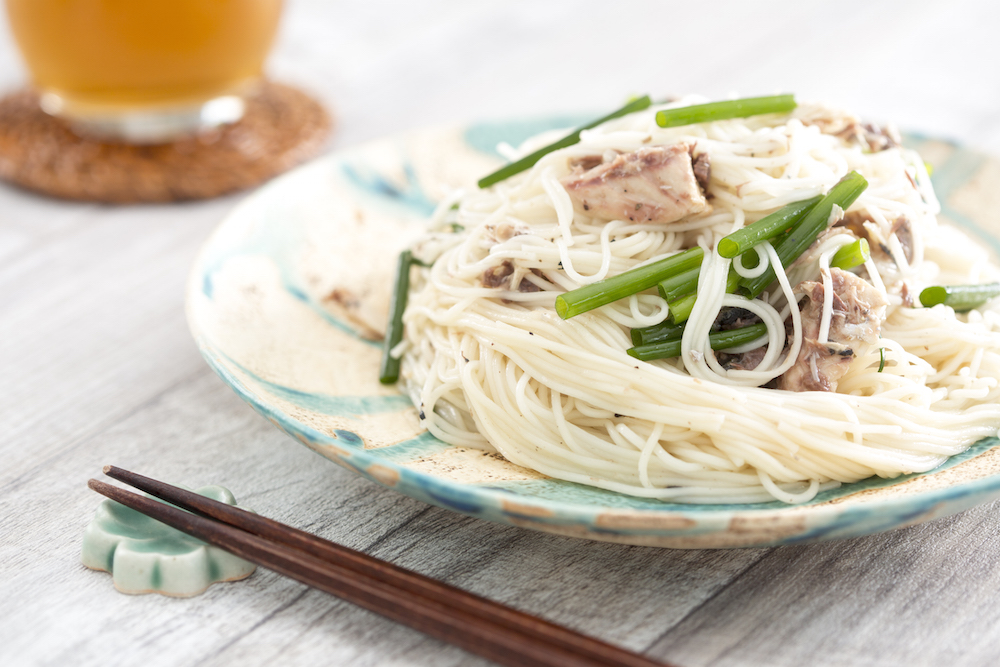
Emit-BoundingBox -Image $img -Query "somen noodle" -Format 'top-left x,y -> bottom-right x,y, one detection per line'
388,95 -> 1000,504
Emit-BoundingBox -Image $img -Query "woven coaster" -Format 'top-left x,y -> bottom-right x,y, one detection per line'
0,81 -> 332,203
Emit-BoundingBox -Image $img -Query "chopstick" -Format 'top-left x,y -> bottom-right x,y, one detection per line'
90,466 -> 673,667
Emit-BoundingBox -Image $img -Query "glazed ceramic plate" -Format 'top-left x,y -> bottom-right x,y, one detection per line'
187,117 -> 1000,548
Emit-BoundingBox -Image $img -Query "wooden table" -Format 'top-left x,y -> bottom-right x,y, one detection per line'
3,2 -> 1000,665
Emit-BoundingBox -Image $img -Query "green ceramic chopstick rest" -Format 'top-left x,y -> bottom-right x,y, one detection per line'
82,484 -> 256,597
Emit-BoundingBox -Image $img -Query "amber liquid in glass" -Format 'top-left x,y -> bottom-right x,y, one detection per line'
6,0 -> 283,139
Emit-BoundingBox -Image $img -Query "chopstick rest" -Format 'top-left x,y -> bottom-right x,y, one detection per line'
81,482 -> 256,596
89,466 -> 672,667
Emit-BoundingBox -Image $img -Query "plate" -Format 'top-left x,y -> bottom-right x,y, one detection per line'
186,118 -> 1000,548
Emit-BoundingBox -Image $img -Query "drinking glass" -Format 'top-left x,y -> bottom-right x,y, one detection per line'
5,0 -> 284,143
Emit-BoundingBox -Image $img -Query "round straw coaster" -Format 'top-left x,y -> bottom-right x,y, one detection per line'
0,81 -> 331,203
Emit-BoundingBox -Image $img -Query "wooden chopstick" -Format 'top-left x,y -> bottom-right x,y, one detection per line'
90,467 -> 672,667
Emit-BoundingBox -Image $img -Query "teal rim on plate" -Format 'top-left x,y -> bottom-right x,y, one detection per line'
186,117 -> 1000,548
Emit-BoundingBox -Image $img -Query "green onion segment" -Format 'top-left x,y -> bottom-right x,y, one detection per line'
667,293 -> 697,324
717,196 -> 822,258
919,283 -> 1000,312
379,250 -> 415,384
657,267 -> 700,303
655,94 -> 796,129
628,323 -> 768,361
631,321 -> 685,347
830,238 -> 870,271
739,171 -> 868,299
665,269 -> 740,325
556,247 -> 703,319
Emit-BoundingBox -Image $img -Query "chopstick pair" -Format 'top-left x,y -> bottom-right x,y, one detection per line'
89,467 -> 672,667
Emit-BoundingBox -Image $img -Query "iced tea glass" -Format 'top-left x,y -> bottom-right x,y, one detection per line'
5,0 -> 284,143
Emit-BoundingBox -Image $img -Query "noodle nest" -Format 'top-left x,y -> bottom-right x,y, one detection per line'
397,97 -> 1000,504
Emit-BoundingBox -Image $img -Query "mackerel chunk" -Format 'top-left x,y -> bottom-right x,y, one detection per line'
779,268 -> 887,392
561,144 -> 711,224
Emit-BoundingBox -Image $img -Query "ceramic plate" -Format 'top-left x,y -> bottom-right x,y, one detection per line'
186,117 -> 1000,548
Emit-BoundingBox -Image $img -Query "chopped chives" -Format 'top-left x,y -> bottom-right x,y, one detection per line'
739,171 -> 868,299
556,247 -> 703,319
655,94 -> 796,129
379,250 -> 415,384
830,238 -> 870,271
878,347 -> 886,373
477,95 -> 652,188
919,283 -> 1000,312
717,195 -> 823,258
627,323 -> 769,361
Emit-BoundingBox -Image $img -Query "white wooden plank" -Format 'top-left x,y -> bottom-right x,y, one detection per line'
646,506 -> 1000,667
0,198 -> 241,488
365,510 -> 767,651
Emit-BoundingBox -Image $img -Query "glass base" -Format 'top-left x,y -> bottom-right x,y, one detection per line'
39,92 -> 247,144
